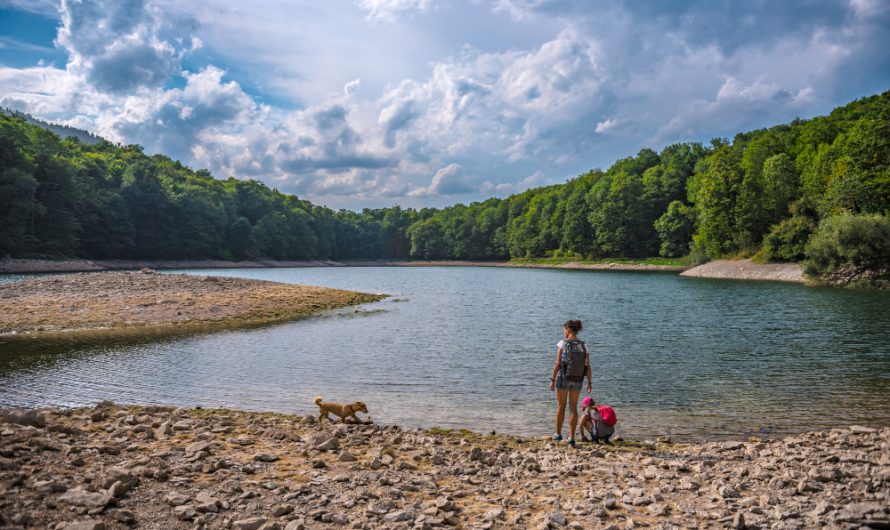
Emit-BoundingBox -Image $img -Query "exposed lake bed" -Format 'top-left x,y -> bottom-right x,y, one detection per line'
0,270 -> 385,339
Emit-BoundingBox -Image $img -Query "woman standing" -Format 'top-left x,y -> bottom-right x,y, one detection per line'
549,319 -> 592,447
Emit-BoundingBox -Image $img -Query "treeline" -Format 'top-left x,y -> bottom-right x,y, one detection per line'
1,91 -> 888,284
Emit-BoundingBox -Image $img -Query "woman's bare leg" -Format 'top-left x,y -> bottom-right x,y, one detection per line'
568,389 -> 581,440
555,389 -> 567,435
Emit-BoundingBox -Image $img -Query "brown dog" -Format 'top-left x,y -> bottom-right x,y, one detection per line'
314,397 -> 369,424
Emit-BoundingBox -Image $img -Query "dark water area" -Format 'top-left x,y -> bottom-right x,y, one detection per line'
1,267 -> 888,440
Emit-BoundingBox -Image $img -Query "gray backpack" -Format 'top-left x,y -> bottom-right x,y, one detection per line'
562,339 -> 587,383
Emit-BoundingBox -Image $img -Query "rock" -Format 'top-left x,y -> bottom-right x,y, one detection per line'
718,486 -> 740,499
284,521 -> 305,530
603,495 -> 617,509
849,425 -> 877,434
165,492 -> 191,506
172,420 -> 191,431
484,507 -> 506,521
544,508 -> 566,526
273,505 -> 294,517
108,480 -> 128,499
732,512 -> 745,529
808,467 -> 842,483
194,491 -> 221,513
101,467 -> 137,491
254,453 -> 279,462
315,436 -> 340,451
58,488 -> 114,508
722,440 -> 745,450
155,422 -> 172,437
174,505 -> 196,520
0,409 -> 46,427
398,461 -> 417,470
108,509 -> 136,523
338,451 -> 357,462
234,517 -> 268,530
57,521 -> 106,530
185,441 -> 212,455
383,511 -> 414,522
330,514 -> 348,524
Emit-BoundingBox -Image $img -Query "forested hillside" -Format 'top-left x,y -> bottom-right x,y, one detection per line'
1,91 -> 888,283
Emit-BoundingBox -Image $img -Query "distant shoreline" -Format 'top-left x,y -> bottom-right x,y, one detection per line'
0,257 -> 687,273
0,257 -> 808,283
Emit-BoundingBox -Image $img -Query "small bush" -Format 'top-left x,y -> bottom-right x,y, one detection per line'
804,212 -> 890,287
761,216 -> 816,262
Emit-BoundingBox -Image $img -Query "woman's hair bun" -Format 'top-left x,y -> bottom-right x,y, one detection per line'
564,319 -> 583,333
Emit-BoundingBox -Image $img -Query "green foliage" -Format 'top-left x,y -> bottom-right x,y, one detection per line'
1,90 -> 888,275
804,212 -> 890,286
654,201 -> 695,258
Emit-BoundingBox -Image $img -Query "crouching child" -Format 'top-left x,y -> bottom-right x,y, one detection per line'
580,396 -> 617,443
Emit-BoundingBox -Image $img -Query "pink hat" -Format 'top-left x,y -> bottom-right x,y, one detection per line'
582,396 -> 594,408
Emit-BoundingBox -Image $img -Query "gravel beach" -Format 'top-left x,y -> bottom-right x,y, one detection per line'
0,403 -> 887,529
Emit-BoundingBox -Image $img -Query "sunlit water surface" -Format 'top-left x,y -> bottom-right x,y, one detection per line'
1,267 -> 888,440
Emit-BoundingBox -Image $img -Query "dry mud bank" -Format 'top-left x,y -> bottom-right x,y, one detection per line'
0,271 -> 385,339
680,260 -> 805,283
0,404 -> 887,530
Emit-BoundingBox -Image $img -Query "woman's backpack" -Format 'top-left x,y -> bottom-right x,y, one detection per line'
562,339 -> 588,382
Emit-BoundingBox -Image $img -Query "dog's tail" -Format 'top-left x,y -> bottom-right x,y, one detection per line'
314,396 -> 323,405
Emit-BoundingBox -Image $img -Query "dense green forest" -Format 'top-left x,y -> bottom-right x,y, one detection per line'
1,91 -> 888,284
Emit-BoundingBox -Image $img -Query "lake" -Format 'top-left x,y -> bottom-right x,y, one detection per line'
1,266 -> 888,440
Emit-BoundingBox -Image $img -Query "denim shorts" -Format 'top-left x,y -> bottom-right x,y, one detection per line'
555,371 -> 583,391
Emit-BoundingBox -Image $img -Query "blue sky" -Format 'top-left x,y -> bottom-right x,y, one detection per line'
1,0 -> 888,209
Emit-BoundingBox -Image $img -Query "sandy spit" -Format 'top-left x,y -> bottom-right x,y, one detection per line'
0,270 -> 385,339
680,259 -> 805,283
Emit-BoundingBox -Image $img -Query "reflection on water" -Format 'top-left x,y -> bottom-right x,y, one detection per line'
1,267 -> 889,440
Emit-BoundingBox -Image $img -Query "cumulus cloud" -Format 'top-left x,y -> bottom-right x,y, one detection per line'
56,0 -> 193,93
376,28 -> 605,166
595,118 -> 616,134
409,163 -> 478,197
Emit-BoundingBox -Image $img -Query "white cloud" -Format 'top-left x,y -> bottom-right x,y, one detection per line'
355,0 -> 434,21
0,0 -> 58,16
595,118 -> 616,134
409,163 -> 478,197
57,0 -> 188,93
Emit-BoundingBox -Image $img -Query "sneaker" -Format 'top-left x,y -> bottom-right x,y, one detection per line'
568,438 -> 576,448
552,433 -> 562,441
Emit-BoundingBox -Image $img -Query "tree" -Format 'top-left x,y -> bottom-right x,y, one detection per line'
654,200 -> 695,258
804,212 -> 890,286
687,147 -> 745,257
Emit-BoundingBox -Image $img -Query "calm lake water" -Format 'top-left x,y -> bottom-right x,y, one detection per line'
1,267 -> 889,440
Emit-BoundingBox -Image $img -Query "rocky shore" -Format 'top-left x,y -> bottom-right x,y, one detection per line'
680,260 -> 805,283
0,403 -> 886,530
0,271 -> 385,339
